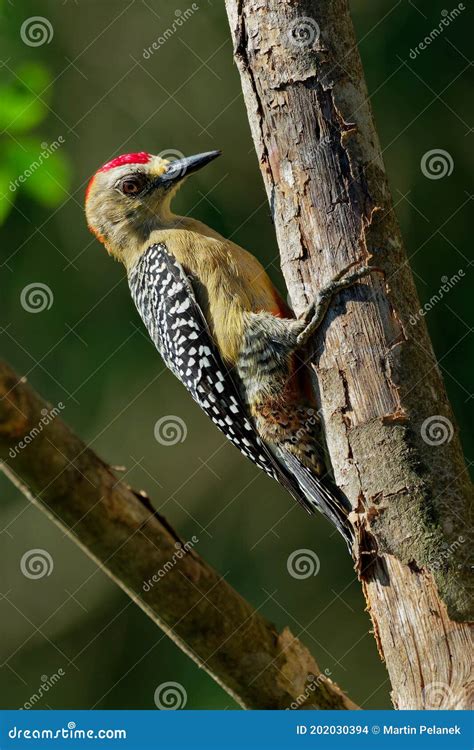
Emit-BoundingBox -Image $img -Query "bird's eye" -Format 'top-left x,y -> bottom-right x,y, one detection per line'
118,174 -> 147,196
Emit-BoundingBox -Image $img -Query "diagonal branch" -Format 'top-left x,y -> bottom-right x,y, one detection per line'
225,0 -> 473,709
0,359 -> 357,710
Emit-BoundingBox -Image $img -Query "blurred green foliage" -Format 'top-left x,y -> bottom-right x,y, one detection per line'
0,61 -> 70,221
0,0 -> 472,712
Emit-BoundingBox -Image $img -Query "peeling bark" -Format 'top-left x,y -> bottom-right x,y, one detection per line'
226,0 -> 473,709
0,360 -> 357,710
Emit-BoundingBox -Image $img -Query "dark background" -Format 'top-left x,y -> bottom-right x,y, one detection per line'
0,0 -> 472,710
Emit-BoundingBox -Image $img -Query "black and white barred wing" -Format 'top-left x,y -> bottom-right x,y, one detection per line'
128,243 -> 352,540
128,243 -> 280,479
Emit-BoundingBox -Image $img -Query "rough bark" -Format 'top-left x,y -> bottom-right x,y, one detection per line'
225,0 -> 473,709
0,359 -> 357,710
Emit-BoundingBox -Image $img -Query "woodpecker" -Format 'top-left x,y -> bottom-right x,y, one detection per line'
85,150 -> 375,545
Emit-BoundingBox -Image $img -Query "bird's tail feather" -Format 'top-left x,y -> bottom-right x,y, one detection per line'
277,448 -> 353,548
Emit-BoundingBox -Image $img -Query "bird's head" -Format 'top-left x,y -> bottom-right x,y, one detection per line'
85,149 -> 220,263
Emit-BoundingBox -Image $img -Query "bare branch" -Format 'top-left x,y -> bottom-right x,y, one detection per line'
0,359 -> 357,710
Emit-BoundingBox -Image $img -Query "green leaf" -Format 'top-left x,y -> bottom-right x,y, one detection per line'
0,167 -> 16,223
16,62 -> 52,94
24,151 -> 71,207
0,63 -> 52,133
2,137 -> 71,208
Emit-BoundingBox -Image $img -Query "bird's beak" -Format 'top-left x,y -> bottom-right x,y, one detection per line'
159,150 -> 221,186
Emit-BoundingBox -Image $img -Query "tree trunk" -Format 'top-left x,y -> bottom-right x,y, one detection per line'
225,0 -> 473,709
0,360 -> 357,710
